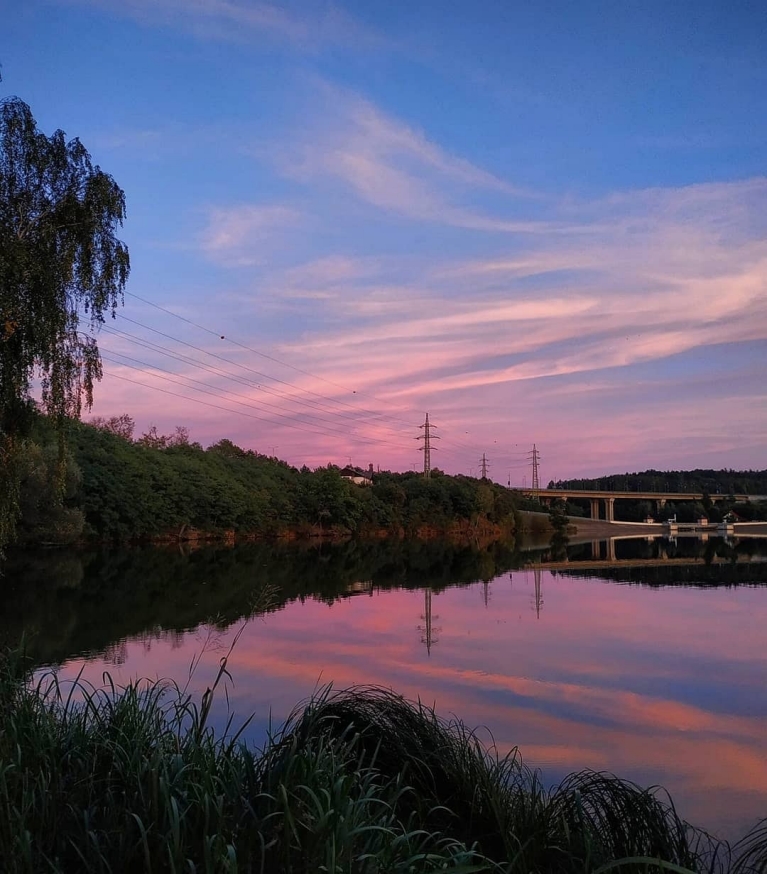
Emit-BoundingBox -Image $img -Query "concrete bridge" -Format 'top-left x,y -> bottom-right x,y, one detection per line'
519,488 -> 766,522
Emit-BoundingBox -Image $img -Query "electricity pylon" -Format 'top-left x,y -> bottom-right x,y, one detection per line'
479,453 -> 489,479
533,565 -> 543,618
527,444 -> 541,492
417,413 -> 438,478
418,589 -> 441,655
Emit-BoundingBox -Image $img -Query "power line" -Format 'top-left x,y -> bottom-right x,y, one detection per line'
103,297 -> 536,472
102,370 -> 408,448
438,429 -> 528,460
118,313 -> 394,418
125,291 -> 358,393
118,296 -> 535,466
102,331 -> 509,466
116,315 -> 406,430
100,340 -> 408,440
102,323 -> 416,438
122,293 -> 419,427
100,352 -> 406,446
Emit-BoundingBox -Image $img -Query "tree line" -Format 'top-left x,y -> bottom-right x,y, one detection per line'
13,410 -> 521,546
549,469 -> 767,495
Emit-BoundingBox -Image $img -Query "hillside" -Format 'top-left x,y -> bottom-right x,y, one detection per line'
14,415 -> 519,545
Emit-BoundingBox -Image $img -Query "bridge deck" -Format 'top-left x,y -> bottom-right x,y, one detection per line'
519,489 -> 763,502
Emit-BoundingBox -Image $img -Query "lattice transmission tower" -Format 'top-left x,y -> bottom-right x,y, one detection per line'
532,565 -> 543,618
479,453 -> 489,479
418,589 -> 441,655
417,413 -> 438,478
527,444 -> 541,492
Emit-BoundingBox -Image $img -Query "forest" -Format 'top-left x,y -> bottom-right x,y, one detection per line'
13,412 -> 519,545
550,469 -> 767,495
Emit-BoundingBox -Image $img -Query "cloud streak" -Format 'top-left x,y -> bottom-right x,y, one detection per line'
274,86 -> 548,232
71,0 -> 384,51
88,80 -> 766,476
199,204 -> 302,267
272,176 -> 767,391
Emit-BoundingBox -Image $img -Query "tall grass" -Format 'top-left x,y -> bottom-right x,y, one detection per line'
276,687 -> 763,874
0,648 -> 764,873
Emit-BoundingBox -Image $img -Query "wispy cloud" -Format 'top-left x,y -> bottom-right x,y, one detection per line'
91,78 -> 767,474
199,204 -> 301,267
88,127 -> 166,153
223,171 -> 766,472
272,174 -> 766,372
66,0 -> 385,51
273,86 -> 547,232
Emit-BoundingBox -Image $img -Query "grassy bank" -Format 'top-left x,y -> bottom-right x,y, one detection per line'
1,649 -> 764,873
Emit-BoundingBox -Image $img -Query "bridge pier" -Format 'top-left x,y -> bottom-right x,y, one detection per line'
605,497 -> 615,522
590,498 -> 600,520
607,538 -> 616,561
591,540 -> 601,560
656,498 -> 666,514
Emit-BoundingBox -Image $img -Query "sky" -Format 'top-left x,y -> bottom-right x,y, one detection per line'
3,0 -> 766,482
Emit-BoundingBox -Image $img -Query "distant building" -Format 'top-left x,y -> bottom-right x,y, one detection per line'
340,463 -> 374,486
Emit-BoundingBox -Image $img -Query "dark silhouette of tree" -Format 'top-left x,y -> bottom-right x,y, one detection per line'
90,414 -> 135,441
1,87 -> 129,551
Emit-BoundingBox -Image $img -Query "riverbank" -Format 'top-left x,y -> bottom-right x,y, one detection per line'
2,649 -> 764,873
565,516 -> 767,541
107,514 -> 518,548
565,516 -> 661,540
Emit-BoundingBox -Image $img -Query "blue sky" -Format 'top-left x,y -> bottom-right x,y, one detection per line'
3,0 -> 766,479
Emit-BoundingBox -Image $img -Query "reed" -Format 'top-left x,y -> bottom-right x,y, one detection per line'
0,649 -> 764,873
276,686 -> 743,873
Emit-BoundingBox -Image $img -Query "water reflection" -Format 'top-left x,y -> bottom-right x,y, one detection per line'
525,535 -> 767,588
0,538 -> 522,665
3,537 -> 766,843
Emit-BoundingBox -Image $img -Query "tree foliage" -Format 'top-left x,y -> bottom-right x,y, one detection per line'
15,440 -> 84,546
549,468 -> 767,496
89,413 -> 135,441
13,415 -> 521,544
0,92 -> 129,551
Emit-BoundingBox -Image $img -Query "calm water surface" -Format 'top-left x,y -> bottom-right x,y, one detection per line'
4,536 -> 766,842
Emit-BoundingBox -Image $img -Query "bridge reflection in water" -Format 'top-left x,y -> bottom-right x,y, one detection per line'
525,533 -> 767,570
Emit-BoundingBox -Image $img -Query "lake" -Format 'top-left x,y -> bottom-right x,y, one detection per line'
3,534 -> 766,844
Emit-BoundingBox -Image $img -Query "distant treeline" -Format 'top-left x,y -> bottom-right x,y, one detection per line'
549,469 -> 767,495
548,468 -> 767,523
14,413 -> 519,545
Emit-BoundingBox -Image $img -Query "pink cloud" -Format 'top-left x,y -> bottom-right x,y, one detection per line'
85,85 -> 766,476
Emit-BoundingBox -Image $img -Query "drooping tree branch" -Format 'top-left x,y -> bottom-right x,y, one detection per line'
0,95 -> 129,552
